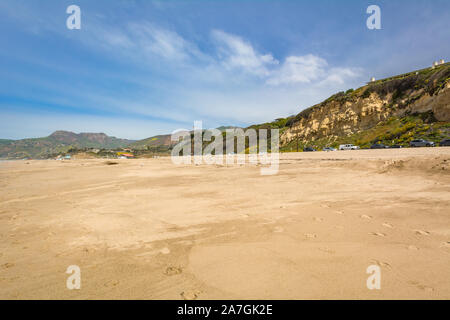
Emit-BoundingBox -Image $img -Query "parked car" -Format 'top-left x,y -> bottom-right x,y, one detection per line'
410,139 -> 435,147
322,147 -> 337,151
303,147 -> 316,152
440,139 -> 450,147
370,143 -> 388,149
339,144 -> 360,150
389,144 -> 403,148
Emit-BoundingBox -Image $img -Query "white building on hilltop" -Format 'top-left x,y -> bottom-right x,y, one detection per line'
439,59 -> 445,65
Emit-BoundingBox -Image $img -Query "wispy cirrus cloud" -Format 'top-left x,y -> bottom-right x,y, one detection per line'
79,21 -> 206,65
127,23 -> 204,61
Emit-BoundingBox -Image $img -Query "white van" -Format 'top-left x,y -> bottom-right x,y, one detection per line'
339,144 -> 360,150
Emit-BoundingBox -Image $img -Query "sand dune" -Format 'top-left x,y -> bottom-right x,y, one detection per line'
0,148 -> 449,299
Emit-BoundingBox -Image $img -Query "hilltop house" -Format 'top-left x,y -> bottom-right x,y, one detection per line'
432,59 -> 445,69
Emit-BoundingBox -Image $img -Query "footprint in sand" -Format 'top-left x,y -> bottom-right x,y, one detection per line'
160,247 -> 171,255
414,230 -> 430,236
1,262 -> 14,269
408,281 -> 434,292
369,232 -> 386,237
382,223 -> 393,229
360,214 -> 372,220
304,233 -> 317,239
165,266 -> 183,276
370,259 -> 392,269
83,247 -> 92,254
320,204 -> 331,208
104,279 -> 120,287
407,245 -> 419,250
176,240 -> 194,246
273,226 -> 284,233
319,247 -> 335,254
335,210 -> 344,215
440,242 -> 450,248
181,290 -> 201,300
313,217 -> 323,222
418,285 -> 434,292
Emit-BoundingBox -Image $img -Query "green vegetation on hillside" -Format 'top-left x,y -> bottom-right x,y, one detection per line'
281,113 -> 450,151
129,134 -> 172,150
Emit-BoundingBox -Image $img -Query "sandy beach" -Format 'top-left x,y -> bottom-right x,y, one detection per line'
0,148 -> 449,299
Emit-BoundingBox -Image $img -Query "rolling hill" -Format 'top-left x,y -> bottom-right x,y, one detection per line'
0,131 -> 134,159
129,134 -> 172,150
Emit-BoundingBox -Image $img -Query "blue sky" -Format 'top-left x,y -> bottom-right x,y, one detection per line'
0,0 -> 449,140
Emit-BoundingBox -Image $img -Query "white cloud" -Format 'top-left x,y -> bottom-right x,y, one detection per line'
265,54 -> 361,87
266,54 -> 327,85
211,29 -> 278,76
320,67 -> 361,85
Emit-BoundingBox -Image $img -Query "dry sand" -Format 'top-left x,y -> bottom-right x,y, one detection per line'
0,148 -> 449,299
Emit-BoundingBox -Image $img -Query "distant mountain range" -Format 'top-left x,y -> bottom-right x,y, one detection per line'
0,131 -> 134,159
0,127 -> 243,159
128,126 -> 242,151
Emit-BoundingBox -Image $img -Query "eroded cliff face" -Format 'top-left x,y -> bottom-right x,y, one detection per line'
281,65 -> 450,145
281,94 -> 390,143
409,83 -> 450,122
